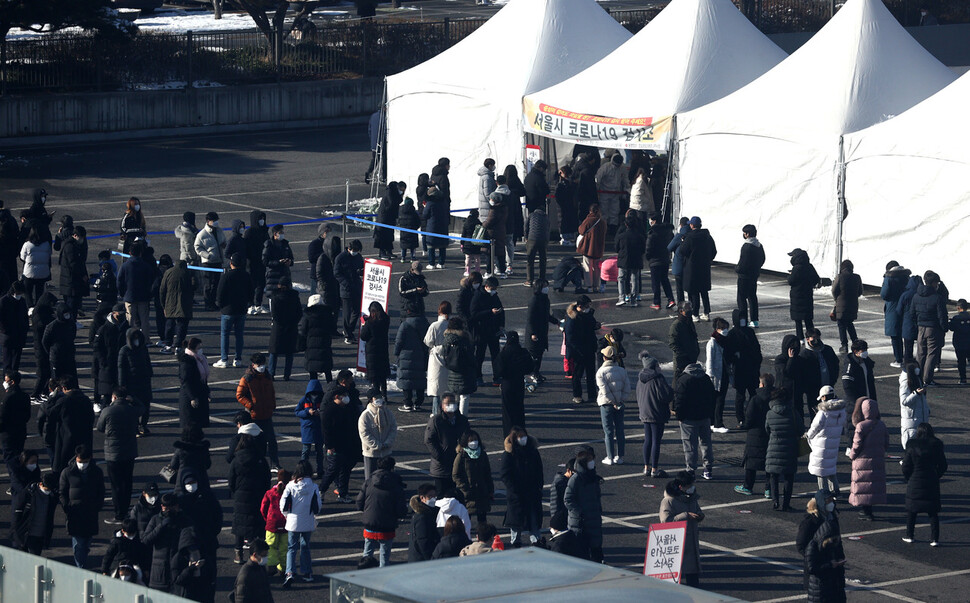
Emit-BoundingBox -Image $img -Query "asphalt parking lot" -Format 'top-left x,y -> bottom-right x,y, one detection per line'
0,126 -> 968,602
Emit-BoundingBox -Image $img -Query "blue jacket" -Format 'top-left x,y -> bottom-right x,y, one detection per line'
422,192 -> 450,238
667,225 -> 689,277
899,275 -> 922,341
117,257 -> 155,303
294,380 -> 324,445
880,268 -> 910,337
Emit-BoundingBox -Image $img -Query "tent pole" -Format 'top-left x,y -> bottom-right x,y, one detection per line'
663,115 -> 679,224
372,80 -> 389,200
836,135 -> 846,277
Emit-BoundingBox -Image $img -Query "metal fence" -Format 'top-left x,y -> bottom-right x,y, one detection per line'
0,17 -> 486,94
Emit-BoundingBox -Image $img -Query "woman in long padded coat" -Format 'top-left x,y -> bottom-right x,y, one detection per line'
228,434 -> 271,560
737,378 -> 772,497
395,314 -> 430,412
118,327 -> 153,431
806,392 -> 847,495
902,422 -> 947,544
298,294 -> 334,382
268,277 -> 302,381
831,259 -> 863,352
495,331 -> 534,436
500,428 -> 544,547
374,183 -> 401,258
848,398 -> 889,520
178,337 -> 210,430
360,301 -> 391,397
452,429 -> 494,525
443,318 -> 477,405
43,301 -> 76,379
523,280 -> 557,382
787,248 -> 821,341
423,304 -> 450,416
764,387 -> 800,511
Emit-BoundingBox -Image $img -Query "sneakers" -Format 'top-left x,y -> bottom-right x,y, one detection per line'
160,346 -> 174,355
212,359 -> 229,368
734,485 -> 753,496
336,496 -> 353,504
666,300 -> 677,309
601,457 -> 614,466
399,405 -> 413,413
435,264 -> 443,270
344,338 -> 356,345
282,574 -> 294,588
650,304 -> 661,310
301,574 -> 315,583
232,359 -> 244,368
930,541 -> 939,547
902,537 -> 913,543
463,271 -> 470,277
652,469 -> 667,479
93,403 -> 103,414
233,549 -> 244,565
598,283 -> 606,293
616,299 -> 627,307
702,470 -> 712,480
890,361 -> 902,368
505,267 -> 513,276
700,313 -> 710,321
103,517 -> 123,526
497,272 -> 508,280
572,397 -> 584,404
524,281 -> 533,287
257,305 -> 269,314
712,426 -> 730,434
750,320 -> 759,328
692,315 -> 700,323
612,456 -> 623,465
764,489 -> 771,499
630,300 -> 639,308
426,264 -> 435,271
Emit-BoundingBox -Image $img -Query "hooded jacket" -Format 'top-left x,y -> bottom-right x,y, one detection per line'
96,395 -> 143,462
42,302 -> 77,377
765,389 -> 800,475
174,222 -> 199,262
806,398 -> 846,477
229,445 -> 271,537
118,328 -> 153,404
880,266 -> 911,337
242,210 -> 268,280
667,224 -> 689,276
193,224 -> 226,265
805,520 -> 846,603
424,316 -> 450,397
452,445 -> 494,517
736,237 -> 765,279
728,309 -> 762,390
356,468 -> 407,533
576,209 -> 607,259
563,302 -> 598,361
425,411 -> 469,479
832,267 -> 863,322
902,434 -> 947,514
673,363 -> 715,421
260,483 -> 287,533
19,239 -> 51,280
848,399 -> 889,507
910,283 -> 948,331
898,372 -> 930,447
294,380 -> 324,445
225,219 -> 246,265
397,199 -> 421,249
159,260 -> 194,319
477,166 -> 497,220
407,495 -> 440,562
524,166 -> 550,212
298,301 -> 335,374
595,359 -> 630,407
667,313 -> 699,362
659,480 -> 704,575
787,250 -> 820,320
268,287 -> 302,355
280,476 -> 320,533
774,335 -> 809,400
395,315 -> 430,389
615,219 -> 646,271
170,438 -> 211,491
358,401 -> 397,459
564,460 -> 602,545
680,227 -> 717,293
637,355 -> 673,424
484,185 -> 510,239
743,387 -> 771,472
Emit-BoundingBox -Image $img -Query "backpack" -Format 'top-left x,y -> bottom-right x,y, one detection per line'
443,340 -> 466,372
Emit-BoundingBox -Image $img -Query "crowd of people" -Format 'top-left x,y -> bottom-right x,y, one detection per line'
0,163 -> 957,602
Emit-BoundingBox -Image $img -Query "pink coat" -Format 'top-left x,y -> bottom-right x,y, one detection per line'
848,399 -> 890,507
260,485 -> 287,533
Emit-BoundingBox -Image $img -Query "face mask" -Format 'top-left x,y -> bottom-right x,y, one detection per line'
63,313 -> 71,320
196,348 -> 203,356
342,396 -> 351,405
373,399 -> 384,407
146,496 -> 157,505
185,483 -> 198,494
825,502 -> 835,512
132,339 -> 141,348
351,250 -> 359,256
489,199 -> 496,206
2,382 -> 9,391
859,351 -> 869,359
586,460 -> 595,470
541,287 -> 549,295
255,365 -> 266,373
12,294 -> 21,301
39,487 -> 50,496
489,289 -> 497,296
685,486 -> 696,494
76,461 -> 89,471
583,307 -> 592,314
517,436 -> 528,446
472,283 -> 481,289
258,219 -> 265,226
134,204 -> 141,212
257,557 -> 268,567
443,404 -> 457,414
26,463 -> 37,471
425,497 -> 437,507
121,576 -> 134,582
212,220 -> 219,227
914,366 -> 920,375
111,398 -> 119,405
468,441 -> 479,450
125,532 -> 135,541
718,329 -> 727,335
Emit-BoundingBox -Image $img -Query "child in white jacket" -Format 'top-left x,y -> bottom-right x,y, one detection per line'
279,462 -> 320,586
596,346 -> 630,465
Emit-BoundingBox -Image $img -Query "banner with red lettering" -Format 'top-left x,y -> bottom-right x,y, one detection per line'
524,98 -> 671,150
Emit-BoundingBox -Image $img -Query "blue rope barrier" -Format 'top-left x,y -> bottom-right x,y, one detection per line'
111,251 -> 226,273
345,215 -> 489,244
88,213 -> 377,241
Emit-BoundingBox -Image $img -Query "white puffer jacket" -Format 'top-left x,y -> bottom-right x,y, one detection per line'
423,316 -> 449,397
193,225 -> 225,264
357,402 -> 397,458
898,371 -> 929,449
705,336 -> 728,391
595,360 -> 630,407
280,477 -> 320,532
629,174 -> 654,213
805,398 -> 846,476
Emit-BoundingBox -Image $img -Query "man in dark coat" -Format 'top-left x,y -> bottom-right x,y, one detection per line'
158,259 -> 194,355
42,301 -> 76,379
58,228 -> 89,317
320,386 -> 362,502
334,239 -> 364,344
314,239 -> 341,310
399,262 -> 429,318
308,223 -> 330,285
787,248 -> 821,341
118,328 -> 153,434
117,241 -> 155,332
727,309 -> 761,428
614,211 -> 646,307
736,224 -> 765,326
143,493 -> 196,593
298,294 -> 335,381
395,314 -> 430,412
407,483 -> 440,562
563,296 -> 599,404
233,539 -> 274,603
524,283 -> 556,382
668,302 -> 700,387
422,187 -> 450,266
645,214 -> 675,309
547,512 -> 582,558
262,225 -> 294,301
0,201 -> 20,284
524,160 -> 551,214
0,281 -> 28,372
59,444 -> 105,568
470,277 -> 504,385
673,363 -> 716,478
0,370 -> 30,463
679,216 -> 717,320
49,376 -> 94,475
268,277 -> 302,381
100,517 -> 148,577
841,340 -> 876,403
178,470 -> 223,602
800,329 -> 840,418
215,253 -> 252,369
92,303 -> 128,411
243,210 -> 269,313
774,335 -> 811,428
573,154 -> 599,220
910,270 -> 948,385
424,400 -> 469,496
501,430 -> 545,547
97,389 -> 143,524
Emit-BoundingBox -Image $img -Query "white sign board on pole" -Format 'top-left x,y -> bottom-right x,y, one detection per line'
356,258 -> 393,372
644,521 -> 687,583
525,143 -> 541,174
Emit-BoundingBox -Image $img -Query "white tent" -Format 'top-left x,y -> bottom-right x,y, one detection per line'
522,0 -> 786,150
385,0 -> 631,212
842,73 -> 970,292
675,0 -> 955,277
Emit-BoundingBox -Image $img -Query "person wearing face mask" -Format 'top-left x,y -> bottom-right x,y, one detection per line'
97,387 -> 144,525
268,276 -> 302,382
841,339 -> 876,404
58,225 -> 89,320
483,175 -> 510,277
262,224 -> 294,307
18,472 -> 59,556
407,483 -> 441,561
298,293 -> 335,382
175,211 -> 200,266
899,362 -> 930,451
659,471 -> 704,586
356,456 -> 407,567
228,434 -> 272,566
243,210 -> 269,314
902,422 -> 947,547
0,281 -> 28,374
796,491 -> 840,558
117,240 -> 154,332
118,328 -> 154,435
178,469 -> 223,600
101,517 -> 148,577
334,239 -> 365,344
234,538 -> 274,603
564,295 -> 600,404
128,482 -> 161,542
765,385 -> 800,511
452,430 -> 494,525
424,301 -> 452,417
806,386 -> 847,497
422,180 -> 450,269
595,346 -> 629,466
278,461 -> 320,585
59,444 -> 105,568
42,300 -> 76,380
259,469 -> 290,578
524,280 -> 556,385
358,390 -> 398,482
320,387 -> 364,504
735,224 -> 765,327
48,375 -> 94,475
295,380 -> 325,478
119,197 -> 146,252
0,370 -> 30,464
236,352 -> 280,470
848,397 -> 888,521
158,258 -> 194,356
705,317 -> 733,434
169,426 -> 212,495
441,318 -> 477,415
396,296 -> 431,413
564,448 -> 602,561
787,248 -> 821,343
143,493 -> 196,593
470,276 -> 505,387
774,335 -> 810,428
360,301 -> 391,398
373,182 -> 401,261
92,303 -> 129,411
501,427 -> 544,548
424,392 -> 470,496
457,272 -> 482,325
727,309 -> 762,428
667,301 -> 699,388
798,328 -> 839,420
193,211 -> 227,311
496,331 -> 535,436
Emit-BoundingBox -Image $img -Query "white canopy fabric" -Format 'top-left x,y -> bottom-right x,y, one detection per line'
675,0 -> 955,278
385,0 -> 631,212
842,73 -> 970,292
522,0 -> 786,150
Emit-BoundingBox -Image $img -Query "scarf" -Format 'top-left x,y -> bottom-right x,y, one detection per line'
464,447 -> 481,460
186,349 -> 210,383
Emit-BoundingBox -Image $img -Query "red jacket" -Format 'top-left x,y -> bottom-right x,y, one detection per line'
260,485 -> 287,533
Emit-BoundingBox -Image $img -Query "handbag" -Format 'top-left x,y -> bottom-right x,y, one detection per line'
472,224 -> 486,241
575,218 -> 601,251
798,438 -> 812,458
159,465 -> 176,484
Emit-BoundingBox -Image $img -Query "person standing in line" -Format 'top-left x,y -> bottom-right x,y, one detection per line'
118,327 -> 153,435
260,469 -> 290,579
524,159 -> 550,215
629,167 -> 655,223
804,520 -> 846,602
0,370 -> 30,464
395,304 -> 430,413
280,461 -> 320,586
764,386 -> 800,512
679,216 -> 717,321
452,430 -> 494,526
295,380 -> 325,479
243,210 -> 269,315
175,212 -> 200,268
117,240 -> 154,332
59,444 -> 105,568
594,152 -> 630,230
424,395 -> 469,497
119,197 -> 146,255
524,205 -> 550,286
728,310 -> 762,428
142,492 -> 194,593
360,301 -> 391,398
555,165 -> 578,246
667,302 -> 699,387
358,391 -> 397,483
880,261 -> 911,368
42,301 -> 76,380
470,277 -> 504,387
596,346 -> 629,466
158,259 -> 194,356
787,248 -> 821,342
524,280 -> 556,384
949,299 -> 970,385
49,376 -> 95,475
666,217 -> 690,304
735,374 -> 773,497
705,317 -> 733,434
262,225 -> 294,309
841,340 -> 876,404
806,386 -> 846,496
229,434 -> 272,566
910,270 -> 948,386
637,351 -> 673,478
848,397 -> 889,521
320,386 -> 362,504
236,353 -> 280,470
58,225 -> 89,319
268,277 -> 302,381
298,294 -> 335,382
214,253 -> 251,369
576,204 -> 607,293
193,212 -> 226,311
97,388 -> 143,525
774,335 -> 810,428
672,362 -> 716,480
902,422 -> 947,546
398,261 -> 429,318
484,176 -> 510,278
19,227 -> 51,308
477,158 -> 497,223
28,293 -> 57,403
659,471 -> 704,587
899,363 -> 930,450
19,472 -> 59,556
564,295 -> 600,404
460,209 -> 483,276
233,539 -> 274,603
736,224 -> 765,327
898,272 -> 923,364
831,259 -> 863,354
407,483 -> 441,562
356,456 -> 407,567
443,322 -> 478,416
422,182 -> 450,270
564,447 -> 602,562
502,165 -> 526,275
502,427 -> 545,548
397,197 -> 421,263
177,338 -> 210,431
169,426 -> 212,492
0,282 -> 29,373
424,302 -> 451,417
334,239 -> 364,344
495,331 -> 534,435
614,211 -> 646,307
800,329 -> 839,420
645,213 -> 675,310
573,153 -> 599,221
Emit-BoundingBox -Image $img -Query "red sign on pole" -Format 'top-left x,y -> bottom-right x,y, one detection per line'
356,258 -> 393,372
644,521 -> 687,583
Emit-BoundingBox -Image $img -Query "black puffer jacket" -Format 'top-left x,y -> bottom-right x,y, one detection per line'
143,510 -> 194,591
298,303 -> 335,375
42,302 -> 76,377
910,283 -> 948,331
314,251 -> 340,308
645,222 -> 674,268
178,469 -> 224,552
355,468 -> 407,533
452,446 -> 494,518
902,435 -> 947,514
765,390 -> 800,475
397,201 -> 421,250
178,352 -> 210,430
96,396 -> 142,462
93,316 -> 128,398
407,495 -> 440,562
788,249 -> 820,321
667,314 -> 699,363
268,288 -> 302,355
59,462 -> 105,538
49,389 -> 94,474
563,460 -> 602,545
443,329 -> 477,395
394,316 -> 429,390
398,270 -> 429,318
524,291 -> 555,356
170,439 -> 211,491
360,314 -> 391,381
243,210 -> 269,287
262,238 -> 293,297
118,328 -> 153,406
0,293 -> 28,350
615,222 -> 646,271
680,228 -> 716,293
129,494 -> 160,539
321,397 -> 363,458
500,434 -> 544,530
673,363 -> 715,421
774,335 -> 809,400
58,236 -> 89,299
805,520 -> 846,603
831,268 -> 863,322
743,387 -> 772,472
216,266 -> 252,316
334,249 -> 364,300
424,412 -> 470,479
228,446 -> 271,539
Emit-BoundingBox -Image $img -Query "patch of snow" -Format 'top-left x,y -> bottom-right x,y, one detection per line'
135,9 -> 257,33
